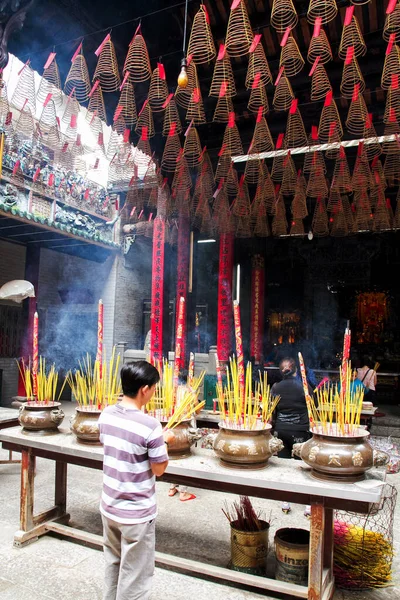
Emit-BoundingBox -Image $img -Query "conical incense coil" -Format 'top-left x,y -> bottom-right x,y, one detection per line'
345,89 -> 368,136
186,87 -> 206,125
307,27 -> 333,65
374,196 -> 394,231
232,176 -> 251,217
11,61 -> 36,114
106,125 -> 125,160
88,112 -> 104,140
339,11 -> 366,59
198,150 -> 215,193
199,205 -> 215,236
306,162 -> 328,198
135,136 -> 153,164
259,162 -> 277,213
227,163 -> 240,195
363,118 -> 382,161
14,106 -> 34,136
381,43 -> 400,90
383,153 -> 400,185
93,35 -> 121,92
249,115 -> 274,154
246,37 -> 273,88
384,1 -> 400,42
290,217 -> 305,235
213,95 -> 234,123
250,177 -> 268,225
353,190 -> 373,231
271,154 -> 286,182
330,200 -> 351,237
222,115 -> 243,156
64,49 -> 91,103
273,74 -> 295,110
327,188 -> 342,212
285,99 -> 307,148
172,155 -> 192,194
116,81 -> 137,128
215,154 -> 232,183
382,114 -> 400,153
148,64 -> 169,113
254,214 -> 271,237
312,197 -> 329,236
311,62 -> 332,101
244,156 -> 262,185
163,96 -> 182,135
307,0 -> 337,25
161,130 -> 182,173
279,34 -> 304,78
281,153 -> 297,195
62,90 -> 80,124
304,130 -> 326,173
384,80 -> 400,124
183,126 -> 203,166
37,55 -> 62,107
331,149 -> 352,194
209,45 -> 236,98
270,0 -> 298,32
225,0 -> 253,57
248,83 -> 269,115
236,216 -> 252,238
175,60 -> 200,108
135,100 -> 155,137
187,4 -> 216,64
123,28 -> 151,83
87,82 -> 107,122
318,93 -> 343,143
0,80 -> 10,124
292,181 -> 308,219
272,193 -> 288,236
340,52 -> 365,99
38,98 -> 58,133
371,158 -> 387,193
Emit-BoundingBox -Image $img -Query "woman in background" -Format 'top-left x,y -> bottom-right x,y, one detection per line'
357,357 -> 377,403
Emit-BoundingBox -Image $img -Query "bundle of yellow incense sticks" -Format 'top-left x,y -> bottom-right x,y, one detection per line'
67,347 -> 121,408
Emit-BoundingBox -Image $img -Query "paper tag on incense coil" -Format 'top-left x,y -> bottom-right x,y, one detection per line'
252,72 -> 261,89
114,105 -> 123,122
162,93 -> 173,109
169,122 -> 177,137
289,98 -> 298,114
275,66 -> 284,86
311,125 -> 318,140
309,55 -> 320,76
44,52 -> 56,70
141,126 -> 148,141
345,46 -> 354,64
202,3 -> 210,23
389,107 -> 397,122
89,80 -> 100,98
56,116 -> 60,128
357,141 -> 364,156
192,87 -> 200,103
33,168 -> 40,182
18,59 -> 29,77
217,44 -> 226,60
324,90 -> 333,107
71,42 -> 82,62
256,106 -> 263,123
120,70 -> 130,91
5,111 -> 12,125
84,189 -> 90,200
249,34 -> 262,53
339,145 -> 346,158
329,121 -> 336,137
76,134 -> 82,146
184,119 -> 193,136
176,148 -> 184,163
371,155 -> 379,168
43,93 -> 52,107
62,142 -> 69,153
95,33 -> 110,57
392,74 -> 399,89
158,62 -> 166,80
123,128 -> 130,143
48,173 -> 55,187
387,33 -> 396,55
276,133 -> 284,149
365,113 -> 373,129
218,143 -> 227,156
283,150 -> 291,167
12,160 -> 20,175
387,0 -> 397,14
228,111 -> 235,128
219,81 -> 228,97
97,132 -> 104,146
352,83 -> 360,102
70,114 -> 77,128
231,0 -> 242,10
138,99 -> 148,116
280,27 -> 291,47
198,146 -> 207,162
313,17 -> 322,38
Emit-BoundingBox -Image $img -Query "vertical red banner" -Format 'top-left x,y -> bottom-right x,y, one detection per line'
217,233 -> 234,361
176,214 -> 190,366
150,217 -> 165,362
250,255 -> 265,365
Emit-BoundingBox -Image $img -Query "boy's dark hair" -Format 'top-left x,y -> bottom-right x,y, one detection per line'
279,357 -> 297,379
120,361 -> 160,398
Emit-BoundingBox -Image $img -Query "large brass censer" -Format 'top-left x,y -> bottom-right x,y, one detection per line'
70,406 -> 102,444
162,419 -> 202,459
213,423 -> 284,469
19,401 -> 65,434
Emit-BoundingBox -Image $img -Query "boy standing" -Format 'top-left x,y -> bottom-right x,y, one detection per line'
99,361 -> 172,600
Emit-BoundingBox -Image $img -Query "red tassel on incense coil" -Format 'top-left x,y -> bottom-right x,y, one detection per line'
285,99 -> 307,148
148,65 -> 169,112
318,92 -> 343,143
14,106 -> 34,136
37,55 -> 62,107
213,95 -> 234,123
225,0 -> 253,58
272,192 -> 288,236
345,86 -> 368,135
246,37 -> 273,88
87,83 -> 107,122
222,113 -> 243,156
232,176 -> 251,217
183,126 -> 203,166
209,45 -> 236,98
123,28 -> 151,83
273,74 -> 295,111
248,80 -> 269,115
311,62 -> 332,101
307,26 -> 333,65
363,115 -> 382,160
331,149 -> 353,194
62,89 -> 80,124
270,0 -> 298,32
307,0 -> 338,25
281,153 -> 297,195
163,95 -> 182,135
374,195 -> 394,231
93,35 -> 120,92
279,34 -> 304,78
11,61 -> 36,113
307,161 -> 329,198
187,4 -> 216,64
175,60 -> 200,108
292,173 -> 308,218
312,197 -> 329,236
186,87 -> 206,124
249,113 -> 274,154
135,101 -> 155,137
384,1 -> 400,42
161,128 -> 182,173
339,10 -> 366,59
340,50 -> 366,99
116,81 -> 137,128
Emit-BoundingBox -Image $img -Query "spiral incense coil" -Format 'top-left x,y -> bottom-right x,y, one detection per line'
172,155 -> 192,194
345,92 -> 368,136
106,127 -> 123,160
254,214 -> 271,237
186,88 -> 206,125
213,185 -> 230,217
273,74 -> 295,110
250,177 -> 268,223
0,80 -> 9,123
306,163 -> 328,198
374,195 -> 394,231
285,101 -> 307,148
222,121 -> 243,156
327,188 -> 342,212
199,150 -> 215,190
148,65 -> 169,113
340,55 -> 365,99
62,91 -> 80,124
330,201 -> 351,237
382,117 -> 400,153
371,159 -> 387,193
311,62 -> 332,101
38,98 -> 58,133
87,84 -> 107,122
318,97 -> 343,143
11,62 -> 36,114
236,216 -> 252,238
290,218 -> 305,235
304,139 -> 327,174
249,117 -> 274,154
162,97 -> 182,135
225,0 -> 253,57
135,101 -> 155,137
88,113 -> 104,142
381,44 -> 400,89
135,136 -> 152,163
384,84 -> 400,124
209,47 -> 236,98
123,31 -> 151,83
272,193 -> 288,236
232,178 -> 251,217
215,154 -> 232,183
187,4 -> 216,64
291,183 -> 308,219
363,121 -> 382,160
383,153 -> 400,186
161,133 -> 182,173
271,153 -> 286,182
37,57 -> 62,108
246,41 -> 273,88
270,0 -> 298,32
244,155 -> 262,185
279,34 -> 304,77
312,197 -> 329,236
339,15 -> 367,59
183,126 -> 203,166
307,0 -> 337,25
93,36 -> 121,92
281,154 -> 297,195
331,150 -> 352,193
44,124 -> 61,150
247,85 -> 269,115
14,107 -> 34,136
384,2 -> 400,42
308,28 -> 332,65
353,190 -> 373,230
64,51 -> 91,103
213,95 -> 234,123
116,81 -> 137,128
175,61 -> 200,108
351,151 -> 372,191
227,163 -> 240,195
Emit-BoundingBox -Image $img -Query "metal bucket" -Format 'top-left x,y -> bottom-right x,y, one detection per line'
274,528 -> 310,585
230,520 -> 269,575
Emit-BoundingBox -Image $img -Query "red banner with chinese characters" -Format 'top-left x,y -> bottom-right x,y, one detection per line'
176,215 -> 190,366
173,296 -> 186,388
150,217 -> 165,361
217,233 -> 234,361
250,255 -> 265,365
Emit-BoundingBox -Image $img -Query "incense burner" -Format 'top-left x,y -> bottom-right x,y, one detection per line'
292,426 -> 389,482
213,423 -> 284,469
19,401 -> 65,433
70,406 -> 102,444
161,420 -> 202,459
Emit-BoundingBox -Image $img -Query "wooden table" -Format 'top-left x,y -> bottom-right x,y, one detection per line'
0,407 -> 20,464
0,426 -> 386,600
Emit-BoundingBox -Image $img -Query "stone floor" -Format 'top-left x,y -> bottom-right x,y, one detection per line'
0,402 -> 399,600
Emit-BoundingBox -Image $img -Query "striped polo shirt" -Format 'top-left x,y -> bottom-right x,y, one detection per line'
98,403 -> 168,524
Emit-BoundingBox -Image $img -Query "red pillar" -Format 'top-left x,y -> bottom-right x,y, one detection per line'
250,255 -> 265,365
150,216 -> 165,362
175,214 -> 190,369
217,233 -> 234,362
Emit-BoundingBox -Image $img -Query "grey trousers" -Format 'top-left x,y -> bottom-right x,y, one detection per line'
102,515 -> 156,600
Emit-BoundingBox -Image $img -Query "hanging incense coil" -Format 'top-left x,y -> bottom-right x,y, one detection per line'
259,162 -> 277,212
292,177 -> 308,218
272,193 -> 288,236
37,56 -> 62,108
163,97 -> 182,135
87,83 -> 107,122
353,190 -> 373,231
340,54 -> 366,99
227,163 -> 240,195
161,131 -> 182,173
307,28 -> 333,65
244,155 -> 262,186
384,2 -> 400,42
236,216 -> 252,238
198,150 -> 215,192
384,82 -> 400,123
11,62 -> 36,114
186,87 -> 206,124
172,155 -> 192,194
307,162 -> 328,198
281,153 -> 297,195
331,149 -> 352,194
247,84 -> 269,115
135,101 -> 155,137
187,4 -> 216,64
106,127 -> 122,160
64,50 -> 91,103
327,188 -> 342,212
273,74 -> 295,111
88,112 -> 104,141
363,119 -> 382,160
209,46 -> 236,98
304,134 -> 326,174
225,0 -> 253,57
290,217 -> 305,235
285,101 -> 307,148
93,36 -> 121,92
371,159 -> 387,194
307,0 -> 337,25
249,116 -> 274,154
383,153 -> 400,185
254,213 -> 271,237
14,106 -> 34,137
311,63 -> 332,101
62,90 -> 80,124
345,91 -> 368,136
339,14 -> 366,59
318,96 -> 343,143
116,81 -> 137,128
38,98 -> 58,133
0,80 -> 10,124
279,34 -> 304,78
250,176 -> 268,225
382,114 -> 400,153
175,60 -> 200,109
374,196 -> 394,231
213,95 -> 234,123
270,0 -> 298,32
222,117 -> 243,156
123,29 -> 151,83
199,204 -> 215,236
381,43 -> 400,89
330,199 -> 351,237
246,39 -> 273,88
232,177 -> 251,217
351,149 -> 372,191
148,65 -> 169,112
271,153 -> 286,182
183,126 -> 203,166
215,154 -> 232,183
135,135 -> 152,162
312,197 -> 329,236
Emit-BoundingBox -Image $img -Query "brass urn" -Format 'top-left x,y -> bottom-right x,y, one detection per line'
70,406 -> 102,444
213,423 -> 284,469
162,419 -> 202,459
19,401 -> 65,433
